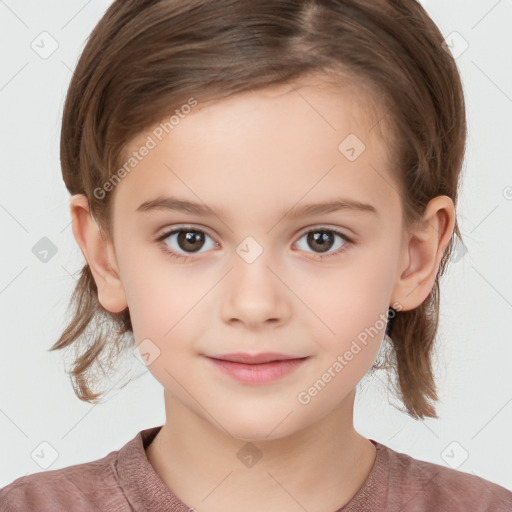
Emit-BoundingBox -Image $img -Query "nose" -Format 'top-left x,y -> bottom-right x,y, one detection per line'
219,241 -> 290,329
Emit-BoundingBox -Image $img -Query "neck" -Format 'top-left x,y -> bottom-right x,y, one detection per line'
146,389 -> 377,512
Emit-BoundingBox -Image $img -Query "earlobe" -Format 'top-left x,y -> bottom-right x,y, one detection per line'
391,195 -> 455,311
69,194 -> 128,314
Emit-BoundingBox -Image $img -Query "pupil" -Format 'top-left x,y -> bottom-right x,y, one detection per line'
178,231 -> 205,252
175,230 -> 334,255
308,231 -> 333,253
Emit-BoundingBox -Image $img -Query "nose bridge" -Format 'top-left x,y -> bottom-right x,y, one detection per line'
235,234 -> 267,267
213,194 -> 296,288
219,232 -> 288,324
229,233 -> 278,290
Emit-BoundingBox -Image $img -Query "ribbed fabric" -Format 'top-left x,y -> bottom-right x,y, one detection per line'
1,425 -> 511,511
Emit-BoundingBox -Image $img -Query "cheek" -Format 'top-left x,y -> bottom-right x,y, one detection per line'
297,248 -> 396,386
122,263 -> 211,389
116,239 -> 198,341
295,269 -> 390,409
306,258 -> 393,335
127,273 -> 202,341
120,255 -> 221,386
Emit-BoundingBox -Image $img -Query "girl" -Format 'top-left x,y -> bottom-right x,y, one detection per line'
1,0 -> 511,510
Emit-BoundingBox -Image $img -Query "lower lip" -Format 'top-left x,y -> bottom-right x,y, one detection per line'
205,357 -> 308,384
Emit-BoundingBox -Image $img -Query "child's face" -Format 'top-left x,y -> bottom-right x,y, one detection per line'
109,77 -> 406,440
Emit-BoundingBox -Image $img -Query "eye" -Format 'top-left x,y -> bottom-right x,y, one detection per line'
294,227 -> 352,259
156,226 -> 218,262
155,225 -> 353,263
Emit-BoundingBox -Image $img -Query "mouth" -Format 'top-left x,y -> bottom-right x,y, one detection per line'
206,352 -> 308,364
203,353 -> 309,385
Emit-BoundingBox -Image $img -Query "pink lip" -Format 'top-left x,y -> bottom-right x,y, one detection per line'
204,354 -> 309,384
207,352 -> 305,364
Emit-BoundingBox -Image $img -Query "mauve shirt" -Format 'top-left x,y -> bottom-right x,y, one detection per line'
1,425 -> 511,511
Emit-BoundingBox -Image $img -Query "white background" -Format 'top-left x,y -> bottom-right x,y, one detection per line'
1,0 -> 511,492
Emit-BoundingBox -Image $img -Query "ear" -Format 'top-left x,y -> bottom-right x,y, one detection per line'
69,194 -> 128,314
390,195 -> 455,311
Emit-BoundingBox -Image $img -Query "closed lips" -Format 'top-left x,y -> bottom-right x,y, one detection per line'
206,353 -> 308,364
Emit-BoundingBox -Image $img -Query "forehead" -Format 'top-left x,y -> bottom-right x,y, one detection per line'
113,77 -> 398,224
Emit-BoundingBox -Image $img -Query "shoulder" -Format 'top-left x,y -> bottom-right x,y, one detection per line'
381,442 -> 512,512
0,448 -> 127,512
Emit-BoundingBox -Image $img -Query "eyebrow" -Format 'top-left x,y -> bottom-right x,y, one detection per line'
135,195 -> 378,218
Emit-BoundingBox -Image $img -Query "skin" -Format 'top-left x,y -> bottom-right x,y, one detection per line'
70,75 -> 455,512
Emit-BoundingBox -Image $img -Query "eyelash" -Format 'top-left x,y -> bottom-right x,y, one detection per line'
155,225 -> 353,263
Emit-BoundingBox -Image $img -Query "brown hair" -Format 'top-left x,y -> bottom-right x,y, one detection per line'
50,0 -> 466,419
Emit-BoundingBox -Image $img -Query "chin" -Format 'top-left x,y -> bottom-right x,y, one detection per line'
222,411 -> 300,443
229,425 -> 292,443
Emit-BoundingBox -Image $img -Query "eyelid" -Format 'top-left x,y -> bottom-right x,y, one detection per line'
155,223 -> 354,242
296,223 -> 353,239
155,223 -> 218,242
156,223 -> 354,264
293,225 -> 353,256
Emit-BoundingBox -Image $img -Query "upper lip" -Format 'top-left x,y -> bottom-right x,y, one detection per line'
206,352 -> 307,364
